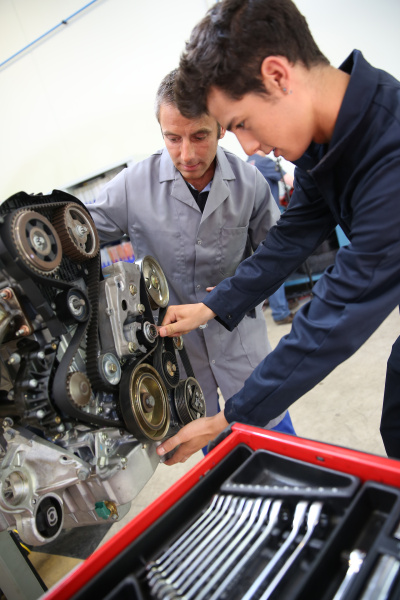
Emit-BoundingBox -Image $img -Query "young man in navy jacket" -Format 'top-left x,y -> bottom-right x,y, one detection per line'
156,0 -> 400,463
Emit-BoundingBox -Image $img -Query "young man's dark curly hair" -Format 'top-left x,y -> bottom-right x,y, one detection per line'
175,0 -> 329,118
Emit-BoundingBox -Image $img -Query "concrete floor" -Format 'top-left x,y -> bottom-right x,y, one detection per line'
24,299 -> 400,594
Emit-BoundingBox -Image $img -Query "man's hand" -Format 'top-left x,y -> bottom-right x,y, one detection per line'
158,302 -> 216,337
156,412 -> 229,465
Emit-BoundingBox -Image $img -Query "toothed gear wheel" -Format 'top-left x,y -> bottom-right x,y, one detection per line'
10,210 -> 63,274
66,372 -> 92,407
174,377 -> 206,424
52,203 -> 100,262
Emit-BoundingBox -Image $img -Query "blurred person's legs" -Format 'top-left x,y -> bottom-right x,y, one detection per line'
269,284 -> 293,325
271,411 -> 295,434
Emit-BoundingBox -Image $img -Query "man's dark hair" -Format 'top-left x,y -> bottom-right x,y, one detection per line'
175,0 -> 329,118
155,68 -> 222,137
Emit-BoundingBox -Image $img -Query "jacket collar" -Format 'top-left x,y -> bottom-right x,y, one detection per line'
329,50 -> 378,153
295,50 -> 379,177
158,146 -> 236,219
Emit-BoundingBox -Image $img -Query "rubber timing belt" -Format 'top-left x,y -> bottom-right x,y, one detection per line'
9,201 -> 124,428
158,306 -> 196,379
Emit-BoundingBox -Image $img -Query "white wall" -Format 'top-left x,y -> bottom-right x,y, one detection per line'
0,0 -> 399,199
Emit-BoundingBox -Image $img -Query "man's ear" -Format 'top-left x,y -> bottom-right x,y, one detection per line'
219,125 -> 226,139
260,56 -> 291,95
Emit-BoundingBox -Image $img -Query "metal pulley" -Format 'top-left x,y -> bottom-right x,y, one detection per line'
119,363 -> 170,442
174,377 -> 206,424
137,255 -> 169,309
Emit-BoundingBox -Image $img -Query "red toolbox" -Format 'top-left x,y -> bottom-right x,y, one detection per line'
43,424 -> 400,600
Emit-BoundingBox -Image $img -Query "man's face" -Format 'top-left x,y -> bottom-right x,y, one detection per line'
160,104 -> 222,189
207,86 -> 314,163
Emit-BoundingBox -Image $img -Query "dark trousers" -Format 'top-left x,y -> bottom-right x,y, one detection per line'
381,335 -> 400,459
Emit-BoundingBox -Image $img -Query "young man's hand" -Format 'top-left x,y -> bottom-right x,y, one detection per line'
158,302 -> 216,337
156,412 -> 229,465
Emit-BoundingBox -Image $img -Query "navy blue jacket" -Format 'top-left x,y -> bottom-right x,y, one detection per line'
204,50 -> 400,426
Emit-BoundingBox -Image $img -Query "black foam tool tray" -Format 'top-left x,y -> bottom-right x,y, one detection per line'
220,449 -> 360,502
70,447 -> 400,600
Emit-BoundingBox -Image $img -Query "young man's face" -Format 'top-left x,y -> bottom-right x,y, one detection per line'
160,104 -> 223,189
207,86 -> 314,163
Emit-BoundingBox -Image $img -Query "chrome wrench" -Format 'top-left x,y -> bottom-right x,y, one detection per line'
241,500 -> 309,600
332,548 -> 366,600
208,499 -> 283,600
259,501 -> 323,600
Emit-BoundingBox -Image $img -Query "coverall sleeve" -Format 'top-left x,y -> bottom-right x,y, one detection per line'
88,169 -> 130,243
247,167 -> 281,251
205,158 -> 400,426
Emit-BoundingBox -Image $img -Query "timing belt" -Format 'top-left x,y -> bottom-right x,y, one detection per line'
13,201 -> 123,427
157,306 -> 196,379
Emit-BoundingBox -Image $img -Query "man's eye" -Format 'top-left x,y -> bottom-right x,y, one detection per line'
167,137 -> 179,143
194,135 -> 207,141
235,122 -> 245,130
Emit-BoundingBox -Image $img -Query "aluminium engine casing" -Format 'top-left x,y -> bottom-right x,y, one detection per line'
0,190 -> 205,546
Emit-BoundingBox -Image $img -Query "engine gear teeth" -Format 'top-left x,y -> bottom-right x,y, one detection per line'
10,209 -> 63,275
66,372 -> 92,407
52,203 -> 100,262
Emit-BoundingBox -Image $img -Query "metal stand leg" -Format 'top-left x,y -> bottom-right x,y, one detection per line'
0,531 -> 47,600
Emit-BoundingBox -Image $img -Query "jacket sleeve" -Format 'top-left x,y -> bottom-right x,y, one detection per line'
88,169 -> 130,243
205,168 -> 337,327
209,159 -> 400,426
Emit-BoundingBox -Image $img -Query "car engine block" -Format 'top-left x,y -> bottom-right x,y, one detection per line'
0,190 -> 205,546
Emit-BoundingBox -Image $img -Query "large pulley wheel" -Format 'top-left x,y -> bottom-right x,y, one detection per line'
174,377 -> 206,425
119,363 -> 170,442
138,255 -> 169,309
10,210 -> 63,274
52,203 -> 100,262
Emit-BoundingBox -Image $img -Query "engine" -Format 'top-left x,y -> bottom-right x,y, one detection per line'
0,190 -> 206,546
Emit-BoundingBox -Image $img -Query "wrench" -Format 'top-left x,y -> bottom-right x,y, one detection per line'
359,554 -> 400,600
152,496 -> 239,597
176,497 -> 253,595
148,494 -> 231,588
171,496 -> 248,594
187,498 -> 264,600
241,500 -> 309,600
258,501 -> 323,600
332,548 -> 366,600
208,499 -> 283,600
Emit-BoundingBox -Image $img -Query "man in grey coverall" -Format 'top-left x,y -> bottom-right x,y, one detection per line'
88,69 -> 294,434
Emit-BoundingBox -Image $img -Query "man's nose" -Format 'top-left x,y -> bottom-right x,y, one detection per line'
181,139 -> 195,162
237,132 -> 260,157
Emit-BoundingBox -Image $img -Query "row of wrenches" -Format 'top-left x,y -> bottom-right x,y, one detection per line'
146,494 -> 325,600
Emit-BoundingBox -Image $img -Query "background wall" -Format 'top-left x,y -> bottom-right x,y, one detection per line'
0,0 -> 399,200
